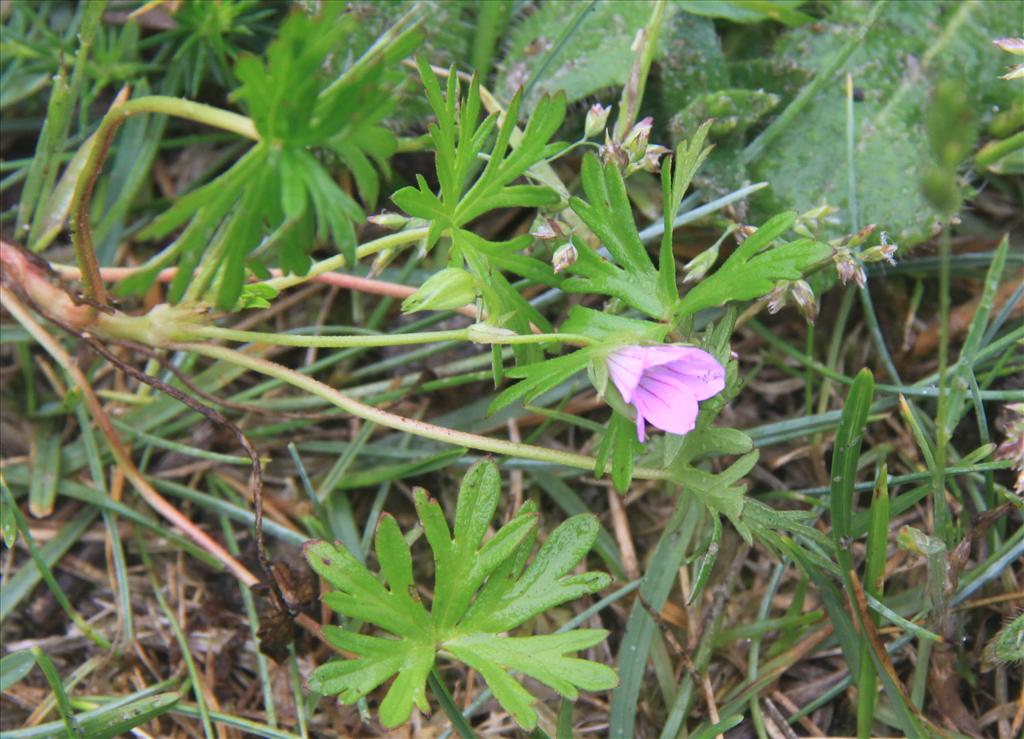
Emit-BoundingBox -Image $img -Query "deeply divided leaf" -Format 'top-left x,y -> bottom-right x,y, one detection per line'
305,461 -> 613,730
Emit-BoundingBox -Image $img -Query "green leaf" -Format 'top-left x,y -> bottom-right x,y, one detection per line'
671,451 -> 759,538
461,514 -> 612,632
490,349 -> 595,413
127,8 -> 413,304
678,1 -> 814,27
676,211 -> 830,317
28,424 -> 60,518
394,62 -> 565,346
0,477 -> 16,547
829,368 -> 875,575
664,425 -> 753,469
659,120 -> 714,304
573,155 -> 657,278
498,0 -> 672,111
0,650 -> 36,692
595,412 -> 643,493
306,461 -> 613,730
563,154 -> 680,319
446,629 -> 618,698
749,0 -> 1016,245
561,306 -> 667,344
562,238 -> 667,319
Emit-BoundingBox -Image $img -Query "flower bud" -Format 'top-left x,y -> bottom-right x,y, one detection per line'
600,130 -> 629,167
791,279 -> 818,323
622,116 -> 653,158
994,38 -> 1024,79
584,103 -> 611,138
531,218 -> 566,241
367,211 -> 409,230
682,243 -> 720,284
401,268 -> 477,313
793,204 -> 838,238
639,144 -> 670,173
993,37 -> 1024,55
734,224 -> 758,244
834,249 -> 867,287
552,242 -> 578,273
846,223 -> 877,248
861,234 -> 898,266
766,283 -> 788,314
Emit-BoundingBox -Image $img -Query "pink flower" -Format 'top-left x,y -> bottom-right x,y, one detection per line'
607,346 -> 726,442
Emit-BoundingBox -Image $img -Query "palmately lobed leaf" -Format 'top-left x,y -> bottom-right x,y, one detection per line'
305,461 -> 616,730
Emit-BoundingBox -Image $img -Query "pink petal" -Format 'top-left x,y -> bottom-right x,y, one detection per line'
606,346 -> 647,403
633,371 -> 699,438
642,346 -> 725,401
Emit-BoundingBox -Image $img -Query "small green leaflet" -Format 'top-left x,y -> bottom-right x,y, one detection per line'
563,154 -> 674,320
675,211 -> 832,317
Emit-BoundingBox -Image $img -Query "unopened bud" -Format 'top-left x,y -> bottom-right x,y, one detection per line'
846,223 -> 877,248
793,204 -> 838,238
639,144 -> 670,173
622,116 -> 653,158
600,130 -> 629,167
862,236 -> 898,266
834,250 -> 867,287
766,283 -> 788,314
801,204 -> 839,222
791,280 -> 818,323
993,37 -> 1024,55
734,224 -> 758,244
682,243 -> 720,284
401,268 -> 477,313
584,103 -> 611,138
531,218 -> 566,241
368,211 -> 409,230
552,242 -> 578,273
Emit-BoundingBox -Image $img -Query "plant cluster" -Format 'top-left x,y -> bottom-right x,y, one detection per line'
1,2 -> 1020,738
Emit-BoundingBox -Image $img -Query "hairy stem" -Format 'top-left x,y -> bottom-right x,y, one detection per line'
188,324 -> 595,349
263,227 -> 430,292
176,342 -> 671,480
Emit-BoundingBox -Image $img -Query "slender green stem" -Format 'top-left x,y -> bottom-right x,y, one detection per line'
613,0 -> 665,140
845,73 -> 859,234
933,224 -> 951,543
68,95 -> 257,306
428,669 -> 476,739
189,324 -> 595,349
109,96 -> 259,140
176,342 -> 670,479
262,227 -> 430,291
975,129 -> 1024,170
